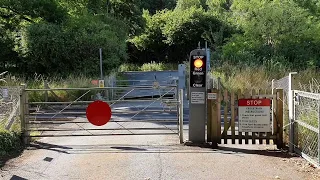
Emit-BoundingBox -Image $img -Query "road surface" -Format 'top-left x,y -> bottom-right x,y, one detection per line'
1,71 -> 319,180
1,134 -> 319,180
114,71 -> 179,99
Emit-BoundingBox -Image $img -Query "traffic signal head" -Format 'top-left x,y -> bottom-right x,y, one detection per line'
190,55 -> 206,71
189,51 -> 206,88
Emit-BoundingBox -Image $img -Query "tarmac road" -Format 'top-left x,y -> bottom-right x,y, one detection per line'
115,71 -> 179,99
1,132 -> 320,180
1,71 -> 320,180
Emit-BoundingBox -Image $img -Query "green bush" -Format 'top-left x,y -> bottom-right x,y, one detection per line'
0,129 -> 22,157
25,14 -> 128,76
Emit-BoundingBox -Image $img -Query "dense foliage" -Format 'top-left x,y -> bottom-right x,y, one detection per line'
1,0 -> 320,76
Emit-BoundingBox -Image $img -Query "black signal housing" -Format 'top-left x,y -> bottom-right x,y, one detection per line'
190,54 -> 206,88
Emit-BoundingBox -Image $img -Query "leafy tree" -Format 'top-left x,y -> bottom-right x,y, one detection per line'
293,0 -> 320,16
108,0 -> 144,36
25,14 -> 128,76
130,7 -> 232,63
221,0 -> 320,68
175,0 -> 207,10
2,0 -> 320,75
129,10 -> 169,63
140,0 -> 177,14
0,0 -> 68,23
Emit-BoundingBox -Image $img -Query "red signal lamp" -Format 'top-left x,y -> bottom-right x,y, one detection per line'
194,59 -> 204,68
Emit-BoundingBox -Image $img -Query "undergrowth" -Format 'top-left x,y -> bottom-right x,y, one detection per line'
0,121 -> 23,167
119,62 -> 178,72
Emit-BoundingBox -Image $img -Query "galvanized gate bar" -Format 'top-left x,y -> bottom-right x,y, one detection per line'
28,128 -> 179,131
22,84 -> 182,140
25,86 -> 177,91
28,133 -> 178,137
28,100 -> 180,104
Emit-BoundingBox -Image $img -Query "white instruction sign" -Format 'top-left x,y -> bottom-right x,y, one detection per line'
238,99 -> 271,132
207,93 -> 217,100
191,92 -> 205,104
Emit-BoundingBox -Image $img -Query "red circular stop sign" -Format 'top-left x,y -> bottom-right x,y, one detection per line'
86,100 -> 112,126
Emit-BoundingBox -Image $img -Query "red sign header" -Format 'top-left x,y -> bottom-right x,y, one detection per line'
238,99 -> 271,106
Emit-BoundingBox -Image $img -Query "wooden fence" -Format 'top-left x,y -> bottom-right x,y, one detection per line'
207,88 -> 284,149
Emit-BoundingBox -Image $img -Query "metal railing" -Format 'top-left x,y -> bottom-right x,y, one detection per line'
0,86 -> 21,131
292,90 -> 320,167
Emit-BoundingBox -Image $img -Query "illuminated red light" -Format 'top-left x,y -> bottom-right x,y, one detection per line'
194,59 -> 203,68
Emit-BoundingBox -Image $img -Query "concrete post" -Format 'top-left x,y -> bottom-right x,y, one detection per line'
289,72 -> 297,153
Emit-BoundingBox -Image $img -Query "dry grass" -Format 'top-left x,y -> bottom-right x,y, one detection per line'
0,73 -> 102,102
210,64 -> 320,92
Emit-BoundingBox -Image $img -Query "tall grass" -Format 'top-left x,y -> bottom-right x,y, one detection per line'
295,69 -> 320,93
119,62 -> 178,72
210,63 -> 319,92
1,73 -> 104,102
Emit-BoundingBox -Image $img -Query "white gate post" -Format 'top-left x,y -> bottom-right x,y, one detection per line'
178,64 -> 186,100
272,79 -> 275,134
179,89 -> 184,144
289,72 -> 297,153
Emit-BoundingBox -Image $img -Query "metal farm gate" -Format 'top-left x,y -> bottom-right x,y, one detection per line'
20,83 -> 184,145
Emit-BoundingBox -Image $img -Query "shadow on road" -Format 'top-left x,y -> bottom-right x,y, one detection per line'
110,146 -> 147,151
29,141 -> 72,154
217,146 -> 294,158
0,151 -> 23,168
26,141 -> 295,159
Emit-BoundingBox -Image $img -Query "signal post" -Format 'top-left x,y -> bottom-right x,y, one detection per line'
189,49 -> 207,143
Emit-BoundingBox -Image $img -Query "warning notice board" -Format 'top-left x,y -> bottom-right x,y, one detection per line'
191,92 -> 205,104
238,99 -> 271,132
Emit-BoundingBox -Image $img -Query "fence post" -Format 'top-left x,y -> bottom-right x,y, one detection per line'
276,89 -> 284,149
178,64 -> 186,100
111,75 -> 115,100
176,86 -> 179,131
272,79 -> 275,131
207,88 -> 212,142
25,86 -> 30,145
289,89 -> 295,153
318,100 -> 320,167
179,89 -> 184,144
20,84 -> 30,145
20,85 -> 26,144
288,72 -> 297,153
206,77 -> 213,142
44,80 -> 49,102
211,88 -> 219,148
105,76 -> 110,101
